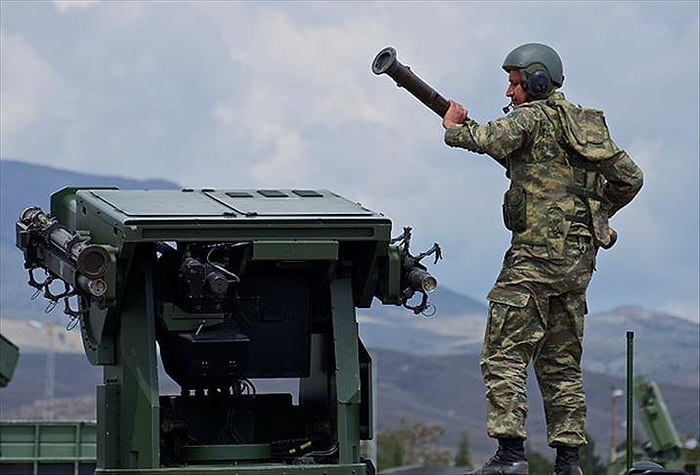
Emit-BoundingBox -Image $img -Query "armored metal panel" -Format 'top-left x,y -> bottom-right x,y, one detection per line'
79,189 -> 234,217
71,188 -> 391,246
78,189 -> 378,220
93,464 -> 368,474
183,444 -> 272,462
0,421 -> 96,460
208,189 -> 375,217
251,240 -> 339,260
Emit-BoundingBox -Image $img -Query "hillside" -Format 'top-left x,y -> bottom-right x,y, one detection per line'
1,159 -> 699,387
0,159 -> 179,318
355,296 -> 699,389
1,349 -> 697,464
1,158 -> 698,464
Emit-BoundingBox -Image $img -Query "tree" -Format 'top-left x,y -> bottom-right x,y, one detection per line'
526,444 -> 554,475
377,429 -> 405,470
454,431 -> 473,469
376,419 -> 452,470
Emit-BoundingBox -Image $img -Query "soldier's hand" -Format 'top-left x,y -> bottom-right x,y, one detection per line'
442,99 -> 467,129
601,228 -> 618,250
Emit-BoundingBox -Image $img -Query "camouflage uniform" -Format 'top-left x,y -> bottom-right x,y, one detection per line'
444,92 -> 643,447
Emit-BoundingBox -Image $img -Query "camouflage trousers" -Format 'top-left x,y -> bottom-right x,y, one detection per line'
480,235 -> 597,447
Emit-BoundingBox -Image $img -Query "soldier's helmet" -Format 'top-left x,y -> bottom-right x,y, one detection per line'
502,43 -> 564,99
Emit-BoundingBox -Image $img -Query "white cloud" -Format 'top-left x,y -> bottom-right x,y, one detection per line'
101,1 -> 145,26
1,1 -> 698,322
0,33 -> 55,143
53,0 -> 99,12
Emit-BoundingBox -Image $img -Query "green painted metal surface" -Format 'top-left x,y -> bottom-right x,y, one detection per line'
63,188 -> 389,249
0,420 -> 366,473
96,463 -> 367,474
13,187 -> 440,475
251,240 -> 339,261
0,420 -> 97,475
182,444 -> 271,462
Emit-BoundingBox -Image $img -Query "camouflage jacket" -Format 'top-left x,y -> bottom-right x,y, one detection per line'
444,92 -> 643,257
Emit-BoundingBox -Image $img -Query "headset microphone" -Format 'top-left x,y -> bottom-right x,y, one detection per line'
502,102 -> 513,114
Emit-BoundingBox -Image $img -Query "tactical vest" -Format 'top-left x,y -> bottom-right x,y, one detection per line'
502,94 -> 614,258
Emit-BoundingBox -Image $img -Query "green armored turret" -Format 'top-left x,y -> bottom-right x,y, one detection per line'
14,187 -> 441,475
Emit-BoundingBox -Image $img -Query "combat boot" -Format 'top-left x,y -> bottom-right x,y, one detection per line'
553,445 -> 583,475
466,437 -> 528,475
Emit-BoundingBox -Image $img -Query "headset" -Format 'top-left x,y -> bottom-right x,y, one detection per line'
521,63 -> 553,100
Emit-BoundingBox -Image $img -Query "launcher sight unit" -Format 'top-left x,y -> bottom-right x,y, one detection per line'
15,187 -> 441,475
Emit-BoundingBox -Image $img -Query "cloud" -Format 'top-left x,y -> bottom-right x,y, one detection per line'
52,0 -> 99,13
1,1 -> 698,322
0,33 -> 55,142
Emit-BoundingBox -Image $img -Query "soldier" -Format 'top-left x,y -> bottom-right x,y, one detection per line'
442,43 -> 643,475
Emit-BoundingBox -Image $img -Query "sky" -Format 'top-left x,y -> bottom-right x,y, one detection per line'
1,0 -> 698,323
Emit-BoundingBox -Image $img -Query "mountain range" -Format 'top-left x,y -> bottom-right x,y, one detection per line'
2,344 -> 698,465
1,159 -> 698,463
